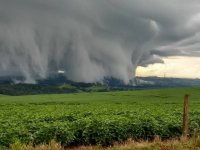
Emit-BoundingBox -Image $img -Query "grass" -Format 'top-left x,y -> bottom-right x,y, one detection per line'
0,87 -> 200,104
10,136 -> 200,150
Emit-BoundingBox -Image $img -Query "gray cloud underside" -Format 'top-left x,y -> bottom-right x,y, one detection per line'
0,0 -> 200,83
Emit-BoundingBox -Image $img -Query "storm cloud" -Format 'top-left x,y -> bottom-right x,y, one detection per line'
0,0 -> 200,83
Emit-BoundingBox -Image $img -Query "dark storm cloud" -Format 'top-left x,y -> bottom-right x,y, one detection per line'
0,0 -> 200,83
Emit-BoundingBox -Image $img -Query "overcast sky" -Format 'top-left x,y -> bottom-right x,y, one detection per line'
0,0 -> 200,83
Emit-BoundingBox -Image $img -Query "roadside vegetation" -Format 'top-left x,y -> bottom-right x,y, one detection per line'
10,136 -> 200,150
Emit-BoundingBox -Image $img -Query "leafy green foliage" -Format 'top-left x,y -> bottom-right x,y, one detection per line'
0,88 -> 200,147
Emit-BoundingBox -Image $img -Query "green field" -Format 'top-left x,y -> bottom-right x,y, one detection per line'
0,88 -> 200,148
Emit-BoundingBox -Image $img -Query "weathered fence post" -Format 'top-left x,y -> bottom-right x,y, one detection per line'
182,94 -> 189,138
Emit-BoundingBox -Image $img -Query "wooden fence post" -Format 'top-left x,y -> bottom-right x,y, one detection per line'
182,94 -> 189,138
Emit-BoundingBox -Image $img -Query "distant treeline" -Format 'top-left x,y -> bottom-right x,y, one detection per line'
2,76 -> 199,96
0,83 -> 120,96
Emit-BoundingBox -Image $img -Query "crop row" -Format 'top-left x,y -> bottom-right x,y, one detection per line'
0,111 -> 200,147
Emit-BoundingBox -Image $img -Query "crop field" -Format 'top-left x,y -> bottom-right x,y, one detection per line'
0,88 -> 200,148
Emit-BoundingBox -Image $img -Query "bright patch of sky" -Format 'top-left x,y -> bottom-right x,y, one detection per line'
136,56 -> 200,79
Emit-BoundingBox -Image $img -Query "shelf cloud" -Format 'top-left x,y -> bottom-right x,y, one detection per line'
0,0 -> 200,83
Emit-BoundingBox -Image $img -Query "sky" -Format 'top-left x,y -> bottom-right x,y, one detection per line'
0,0 -> 200,83
136,56 -> 200,79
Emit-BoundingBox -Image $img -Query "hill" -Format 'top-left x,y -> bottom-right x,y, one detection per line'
0,76 -> 200,95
